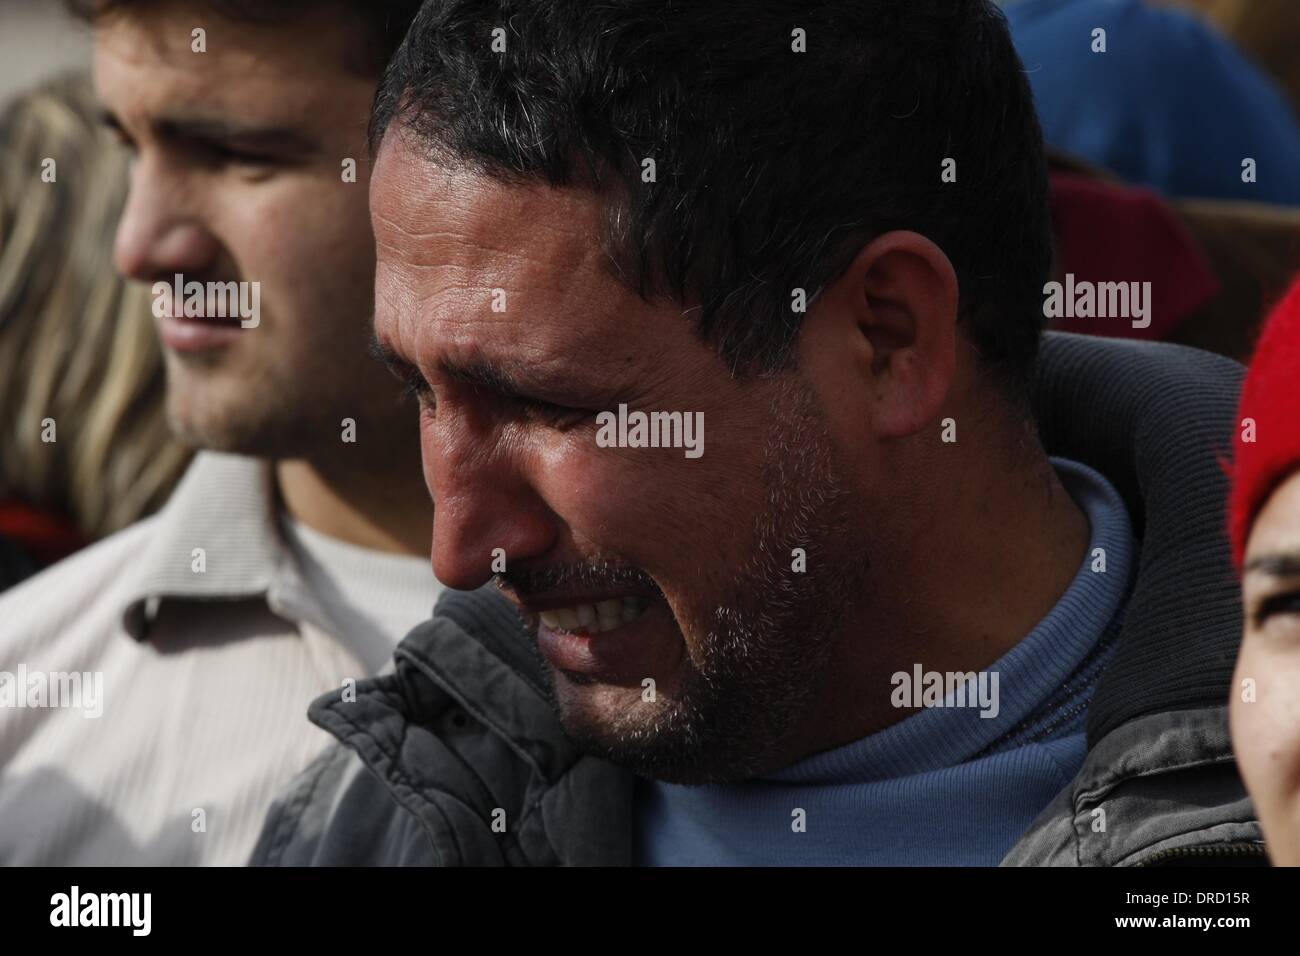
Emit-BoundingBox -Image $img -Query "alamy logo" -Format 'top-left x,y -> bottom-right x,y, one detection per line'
0,665 -> 103,718
890,664 -> 1000,719
50,886 -> 150,936
152,273 -> 260,328
1042,273 -> 1151,329
595,404 -> 704,459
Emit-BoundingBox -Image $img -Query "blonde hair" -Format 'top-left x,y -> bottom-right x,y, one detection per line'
0,72 -> 191,540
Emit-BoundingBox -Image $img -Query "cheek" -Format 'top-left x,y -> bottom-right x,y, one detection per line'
1232,641 -> 1300,803
534,439 -> 670,545
532,430 -> 765,569
224,177 -> 374,308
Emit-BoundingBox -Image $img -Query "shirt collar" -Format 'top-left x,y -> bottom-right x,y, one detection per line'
120,451 -> 289,639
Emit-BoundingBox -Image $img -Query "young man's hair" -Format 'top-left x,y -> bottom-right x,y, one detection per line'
373,0 -> 1054,398
68,0 -> 424,76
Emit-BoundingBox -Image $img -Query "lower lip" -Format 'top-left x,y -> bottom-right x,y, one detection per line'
158,315 -> 247,353
534,601 -> 679,683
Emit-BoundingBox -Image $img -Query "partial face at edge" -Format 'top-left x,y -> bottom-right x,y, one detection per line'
369,130 -> 872,783
1234,470 -> 1300,866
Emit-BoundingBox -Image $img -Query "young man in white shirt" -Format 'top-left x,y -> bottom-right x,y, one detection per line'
0,0 -> 434,865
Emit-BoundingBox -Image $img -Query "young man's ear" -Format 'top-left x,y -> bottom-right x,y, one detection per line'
799,230 -> 960,440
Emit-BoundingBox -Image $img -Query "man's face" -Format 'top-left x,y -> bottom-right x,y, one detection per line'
371,134 -> 872,784
1233,470 -> 1300,866
94,3 -> 401,456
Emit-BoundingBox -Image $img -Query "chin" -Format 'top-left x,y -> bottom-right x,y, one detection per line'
1263,797 -> 1300,866
546,677 -> 761,785
552,675 -> 645,729
164,398 -> 266,455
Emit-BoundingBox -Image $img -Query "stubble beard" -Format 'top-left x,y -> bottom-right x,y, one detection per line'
551,378 -> 870,785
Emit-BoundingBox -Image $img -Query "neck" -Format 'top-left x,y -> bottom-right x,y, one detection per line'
776,425 -> 1091,768
275,442 -> 432,557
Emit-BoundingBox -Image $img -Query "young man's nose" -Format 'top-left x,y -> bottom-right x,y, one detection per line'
113,163 -> 220,283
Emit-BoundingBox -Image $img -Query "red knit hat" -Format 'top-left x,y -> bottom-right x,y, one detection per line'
1230,274 -> 1300,571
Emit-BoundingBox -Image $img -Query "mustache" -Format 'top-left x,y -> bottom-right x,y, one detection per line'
496,560 -> 662,601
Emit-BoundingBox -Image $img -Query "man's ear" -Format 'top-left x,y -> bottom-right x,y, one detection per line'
803,231 -> 960,440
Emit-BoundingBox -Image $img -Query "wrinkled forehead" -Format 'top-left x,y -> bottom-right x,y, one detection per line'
369,130 -> 641,361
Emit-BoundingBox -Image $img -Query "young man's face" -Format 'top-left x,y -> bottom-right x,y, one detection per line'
370,134 -> 874,785
93,2 -> 402,456
1233,470 -> 1300,866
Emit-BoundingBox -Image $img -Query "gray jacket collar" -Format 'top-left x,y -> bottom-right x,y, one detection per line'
1030,333 -> 1245,746
309,584 -> 635,864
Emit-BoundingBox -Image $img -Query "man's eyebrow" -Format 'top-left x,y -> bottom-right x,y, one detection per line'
1243,550 -> 1300,577
368,333 -> 585,402
438,356 -> 535,398
368,338 -> 522,394
100,107 -> 319,153
369,336 -> 420,383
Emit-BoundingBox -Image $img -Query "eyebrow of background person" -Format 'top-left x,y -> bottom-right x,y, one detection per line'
1243,550 -> 1300,578
99,107 -> 321,155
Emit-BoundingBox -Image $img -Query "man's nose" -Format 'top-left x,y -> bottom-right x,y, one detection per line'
113,160 -> 220,283
425,421 -> 556,591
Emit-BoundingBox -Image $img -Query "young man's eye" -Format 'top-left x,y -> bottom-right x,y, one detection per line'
109,128 -> 137,152
222,148 -> 275,166
1255,590 -> 1300,627
201,142 -> 277,167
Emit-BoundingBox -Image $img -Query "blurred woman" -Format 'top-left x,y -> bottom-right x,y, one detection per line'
0,72 -> 190,588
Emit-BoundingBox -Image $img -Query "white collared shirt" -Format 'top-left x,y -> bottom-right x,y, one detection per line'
0,451 -> 439,864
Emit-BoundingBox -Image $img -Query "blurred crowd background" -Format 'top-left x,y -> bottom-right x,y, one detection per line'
0,1 -> 90,108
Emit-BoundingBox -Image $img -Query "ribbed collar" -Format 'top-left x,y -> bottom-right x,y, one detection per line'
768,457 -> 1133,784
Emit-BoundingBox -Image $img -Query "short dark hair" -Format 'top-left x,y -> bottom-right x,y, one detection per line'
374,0 -> 1053,394
68,0 -> 423,76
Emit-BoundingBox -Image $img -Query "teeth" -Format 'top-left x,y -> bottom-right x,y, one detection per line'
538,597 -> 649,634
596,599 -> 621,632
620,597 -> 641,624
